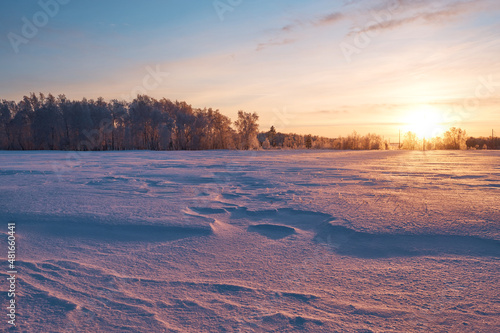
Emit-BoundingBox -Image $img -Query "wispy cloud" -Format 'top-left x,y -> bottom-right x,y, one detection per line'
256,38 -> 296,51
257,11 -> 346,51
351,0 -> 495,35
255,0 -> 486,51
315,12 -> 345,26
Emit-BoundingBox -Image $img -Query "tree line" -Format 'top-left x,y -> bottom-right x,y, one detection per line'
258,127 -> 388,150
0,93 -> 496,151
258,126 -> 498,150
0,93 -> 259,151
399,128 -> 500,150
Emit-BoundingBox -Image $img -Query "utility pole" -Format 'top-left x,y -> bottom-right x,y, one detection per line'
399,129 -> 401,149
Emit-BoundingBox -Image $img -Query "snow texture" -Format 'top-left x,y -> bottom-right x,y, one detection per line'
0,150 -> 499,332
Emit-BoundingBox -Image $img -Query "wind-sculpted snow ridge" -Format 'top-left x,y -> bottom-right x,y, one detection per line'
8,260 -> 176,332
0,150 -> 499,332
195,205 -> 500,257
21,217 -> 213,242
315,223 -> 500,258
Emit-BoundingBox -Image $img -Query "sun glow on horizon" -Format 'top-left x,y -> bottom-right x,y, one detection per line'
402,105 -> 446,139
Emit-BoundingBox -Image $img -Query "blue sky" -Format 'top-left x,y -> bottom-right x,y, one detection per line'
1,0 -> 499,139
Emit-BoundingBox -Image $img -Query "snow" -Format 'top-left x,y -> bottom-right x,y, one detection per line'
0,150 -> 499,332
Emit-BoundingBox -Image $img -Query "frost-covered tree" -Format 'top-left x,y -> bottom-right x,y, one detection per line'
262,138 -> 271,149
234,111 -> 259,150
109,100 -> 129,150
209,109 -> 235,149
444,127 -> 467,150
305,135 -> 312,149
0,100 -> 13,149
402,131 -> 419,150
267,126 -> 277,146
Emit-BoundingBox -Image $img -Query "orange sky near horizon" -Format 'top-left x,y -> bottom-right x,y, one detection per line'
1,0 -> 499,142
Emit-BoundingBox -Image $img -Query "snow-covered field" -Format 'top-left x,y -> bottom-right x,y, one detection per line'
1,150 -> 499,332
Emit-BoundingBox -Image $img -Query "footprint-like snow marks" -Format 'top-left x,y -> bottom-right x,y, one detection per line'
23,220 -> 212,242
227,207 -> 335,230
316,223 -> 500,258
248,224 -> 296,240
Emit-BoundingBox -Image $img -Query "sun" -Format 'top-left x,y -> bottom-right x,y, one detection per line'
403,105 -> 445,139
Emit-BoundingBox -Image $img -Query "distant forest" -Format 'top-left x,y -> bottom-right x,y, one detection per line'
0,93 -> 498,151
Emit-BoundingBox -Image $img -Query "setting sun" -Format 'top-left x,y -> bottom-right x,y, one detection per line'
403,105 -> 445,139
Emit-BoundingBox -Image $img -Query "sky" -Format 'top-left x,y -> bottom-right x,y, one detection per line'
1,0 -> 499,140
